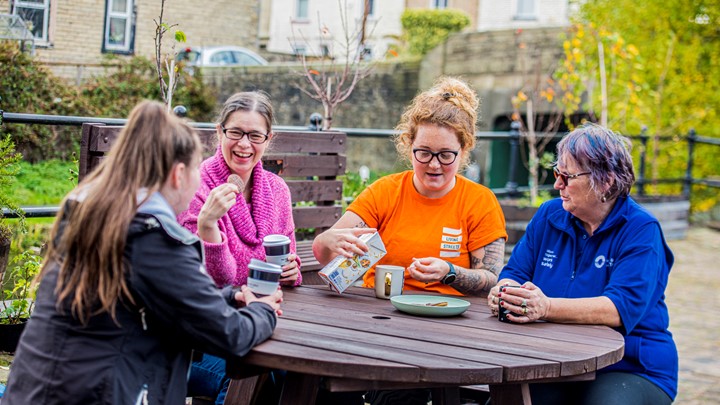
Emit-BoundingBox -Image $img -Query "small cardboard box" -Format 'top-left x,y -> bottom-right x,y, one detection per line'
318,232 -> 387,293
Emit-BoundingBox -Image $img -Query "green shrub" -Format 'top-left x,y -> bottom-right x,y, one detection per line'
0,42 -> 217,162
400,9 -> 471,56
80,56 -> 217,122
0,42 -> 94,162
1,250 -> 41,325
0,135 -> 24,238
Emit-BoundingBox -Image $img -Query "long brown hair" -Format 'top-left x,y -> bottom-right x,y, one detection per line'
39,101 -> 201,324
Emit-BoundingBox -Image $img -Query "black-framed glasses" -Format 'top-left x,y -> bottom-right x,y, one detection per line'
553,165 -> 591,186
221,126 -> 269,144
412,148 -> 459,165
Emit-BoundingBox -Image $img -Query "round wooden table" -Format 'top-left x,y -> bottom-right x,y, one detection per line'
226,285 -> 624,405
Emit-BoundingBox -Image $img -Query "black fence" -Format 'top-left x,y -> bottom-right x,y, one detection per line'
1,110 -> 719,219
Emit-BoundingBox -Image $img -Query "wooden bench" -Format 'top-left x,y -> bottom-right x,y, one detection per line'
79,123 -> 347,285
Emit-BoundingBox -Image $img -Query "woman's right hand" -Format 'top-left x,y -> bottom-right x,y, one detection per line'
315,227 -> 376,259
235,285 -> 283,317
488,279 -> 520,318
197,183 -> 239,242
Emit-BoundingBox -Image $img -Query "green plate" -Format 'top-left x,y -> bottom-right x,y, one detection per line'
390,295 -> 471,317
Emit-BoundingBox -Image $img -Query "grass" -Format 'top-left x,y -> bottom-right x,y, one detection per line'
2,159 -> 74,278
5,159 -> 77,206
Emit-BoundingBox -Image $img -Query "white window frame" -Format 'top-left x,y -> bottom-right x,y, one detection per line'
104,0 -> 134,53
515,0 -> 537,20
296,0 -> 309,20
12,0 -> 50,44
431,0 -> 448,9
292,44 -> 307,56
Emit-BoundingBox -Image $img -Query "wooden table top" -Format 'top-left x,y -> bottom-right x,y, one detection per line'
228,285 -> 624,404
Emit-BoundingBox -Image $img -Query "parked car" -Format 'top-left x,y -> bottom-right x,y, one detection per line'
176,46 -> 268,68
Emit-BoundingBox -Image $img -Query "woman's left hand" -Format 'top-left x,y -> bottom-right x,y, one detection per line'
494,281 -> 551,323
407,257 -> 450,283
279,253 -> 300,285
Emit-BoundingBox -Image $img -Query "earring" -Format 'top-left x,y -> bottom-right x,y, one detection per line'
601,195 -> 607,203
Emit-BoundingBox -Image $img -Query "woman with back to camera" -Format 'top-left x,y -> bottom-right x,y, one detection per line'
178,91 -> 301,403
312,76 -> 507,405
2,101 -> 282,404
487,123 -> 677,404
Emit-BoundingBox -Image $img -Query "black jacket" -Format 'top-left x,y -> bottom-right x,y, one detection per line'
4,195 -> 277,404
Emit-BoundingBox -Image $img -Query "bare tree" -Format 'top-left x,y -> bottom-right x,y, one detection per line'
511,30 -> 565,206
292,0 -> 374,130
153,0 -> 186,112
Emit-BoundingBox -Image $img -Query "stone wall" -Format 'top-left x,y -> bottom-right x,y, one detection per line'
200,61 -> 421,173
421,27 -> 565,131
197,27 -> 565,174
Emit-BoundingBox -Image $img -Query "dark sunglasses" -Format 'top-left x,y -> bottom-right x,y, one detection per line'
553,166 -> 591,186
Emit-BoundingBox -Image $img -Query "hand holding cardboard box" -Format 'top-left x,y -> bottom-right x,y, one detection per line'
318,232 -> 387,293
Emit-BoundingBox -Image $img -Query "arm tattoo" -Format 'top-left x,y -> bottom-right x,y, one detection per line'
481,238 -> 505,275
354,220 -> 368,228
452,238 -> 506,296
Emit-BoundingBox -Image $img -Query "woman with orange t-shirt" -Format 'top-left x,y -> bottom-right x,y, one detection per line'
313,76 -> 507,298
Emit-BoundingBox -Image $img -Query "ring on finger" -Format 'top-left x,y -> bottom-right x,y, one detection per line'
522,306 -> 528,315
521,298 -> 527,308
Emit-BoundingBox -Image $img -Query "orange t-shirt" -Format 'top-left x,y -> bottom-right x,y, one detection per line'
348,171 -> 508,295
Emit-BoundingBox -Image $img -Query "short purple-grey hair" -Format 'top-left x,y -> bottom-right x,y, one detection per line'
556,123 -> 635,201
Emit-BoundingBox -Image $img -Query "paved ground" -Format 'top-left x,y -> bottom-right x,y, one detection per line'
2,227 -> 719,403
665,227 -> 720,404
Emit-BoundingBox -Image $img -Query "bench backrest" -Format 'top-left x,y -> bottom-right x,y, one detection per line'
79,123 -> 347,241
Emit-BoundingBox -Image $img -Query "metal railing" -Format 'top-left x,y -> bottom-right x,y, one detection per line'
2,110 -> 719,219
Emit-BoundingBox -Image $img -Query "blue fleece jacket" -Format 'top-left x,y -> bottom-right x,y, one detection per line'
499,196 -> 678,400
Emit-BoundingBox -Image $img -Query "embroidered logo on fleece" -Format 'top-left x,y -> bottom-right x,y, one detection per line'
541,249 -> 556,268
594,255 -> 614,269
440,227 -> 462,258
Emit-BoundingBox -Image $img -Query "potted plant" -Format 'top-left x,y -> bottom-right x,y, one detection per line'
0,250 -> 41,352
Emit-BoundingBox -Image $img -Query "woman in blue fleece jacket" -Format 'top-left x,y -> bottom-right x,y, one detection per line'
488,123 -> 677,405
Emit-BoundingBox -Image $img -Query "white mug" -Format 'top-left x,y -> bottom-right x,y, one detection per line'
374,265 -> 405,299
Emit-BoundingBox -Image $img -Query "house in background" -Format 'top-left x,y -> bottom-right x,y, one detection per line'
1,0 -> 260,82
2,0 -> 572,81
261,0 -> 404,61
260,0 -> 570,60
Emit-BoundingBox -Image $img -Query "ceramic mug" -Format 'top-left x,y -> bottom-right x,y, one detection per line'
374,265 -> 405,299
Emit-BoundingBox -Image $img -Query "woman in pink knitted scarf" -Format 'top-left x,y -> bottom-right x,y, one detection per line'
178,91 -> 300,404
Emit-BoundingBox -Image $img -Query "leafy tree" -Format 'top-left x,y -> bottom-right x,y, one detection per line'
556,0 -> 720,209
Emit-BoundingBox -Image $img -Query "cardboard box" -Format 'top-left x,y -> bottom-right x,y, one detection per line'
318,232 -> 387,293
